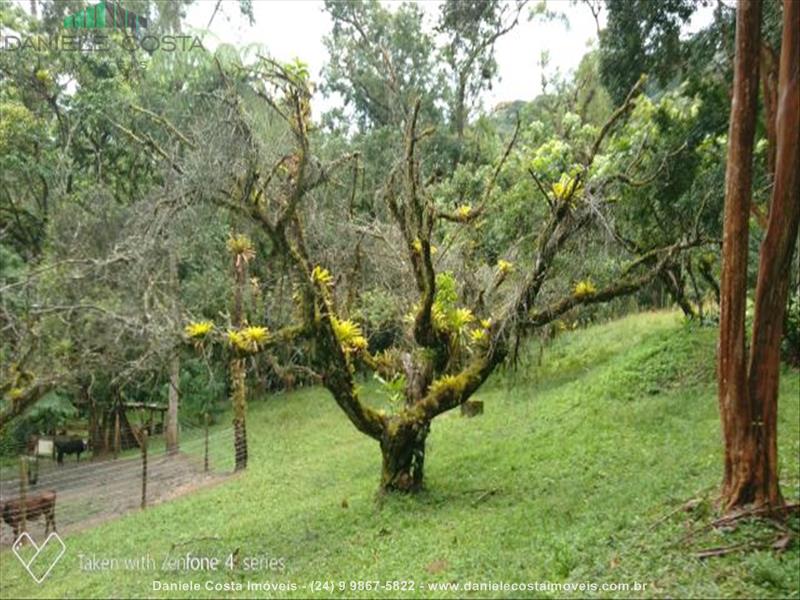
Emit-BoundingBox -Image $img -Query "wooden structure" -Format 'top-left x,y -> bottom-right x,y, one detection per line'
89,401 -> 167,454
121,402 -> 167,449
461,399 -> 484,417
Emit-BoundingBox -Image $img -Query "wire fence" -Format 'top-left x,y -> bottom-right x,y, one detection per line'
0,423 -> 236,546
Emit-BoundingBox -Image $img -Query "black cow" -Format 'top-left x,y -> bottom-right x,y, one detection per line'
54,436 -> 87,464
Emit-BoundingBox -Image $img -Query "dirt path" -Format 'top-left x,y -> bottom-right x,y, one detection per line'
0,451 -> 230,546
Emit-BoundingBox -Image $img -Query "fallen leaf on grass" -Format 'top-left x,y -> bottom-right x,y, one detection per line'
425,559 -> 448,574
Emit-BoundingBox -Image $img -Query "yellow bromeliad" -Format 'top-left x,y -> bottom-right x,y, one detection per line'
226,233 -> 255,260
431,302 -> 448,331
429,374 -> 461,396
185,320 -> 214,339
430,304 -> 475,336
497,259 -> 514,274
311,265 -> 333,287
469,328 -> 488,344
331,317 -> 367,352
573,279 -> 598,298
551,173 -> 582,202
411,239 -> 438,255
450,307 -> 475,332
227,325 -> 270,353
242,326 -> 269,346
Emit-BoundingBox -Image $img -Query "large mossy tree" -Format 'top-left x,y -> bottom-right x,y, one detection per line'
183,56 -> 710,493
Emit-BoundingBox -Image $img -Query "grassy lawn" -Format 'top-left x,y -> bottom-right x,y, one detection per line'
1,311 -> 798,599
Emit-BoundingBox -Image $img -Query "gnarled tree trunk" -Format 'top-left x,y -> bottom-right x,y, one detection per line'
380,419 -> 430,493
379,354 -> 434,493
661,263 -> 696,318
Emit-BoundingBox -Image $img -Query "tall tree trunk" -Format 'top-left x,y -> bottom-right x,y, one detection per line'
735,0 -> 799,510
231,357 -> 248,471
686,259 -> 705,321
166,355 -> 180,454
760,42 -> 779,178
454,74 -> 467,144
661,264 -> 696,318
231,252 -> 248,471
718,0 -> 761,509
88,390 -> 104,458
166,247 -> 180,454
698,256 -> 721,305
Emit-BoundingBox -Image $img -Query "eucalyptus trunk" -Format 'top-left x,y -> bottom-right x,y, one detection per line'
718,0 -> 761,510
724,0 -> 799,510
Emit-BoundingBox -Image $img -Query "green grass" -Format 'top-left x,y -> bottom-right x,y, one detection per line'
1,311 -> 798,599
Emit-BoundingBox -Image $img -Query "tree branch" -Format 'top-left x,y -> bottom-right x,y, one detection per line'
524,241 -> 688,329
588,75 -> 646,163
0,380 -> 54,432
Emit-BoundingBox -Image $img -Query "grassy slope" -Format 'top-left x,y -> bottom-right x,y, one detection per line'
0,311 -> 798,599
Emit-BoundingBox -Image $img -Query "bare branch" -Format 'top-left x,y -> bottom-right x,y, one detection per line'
588,75 -> 646,164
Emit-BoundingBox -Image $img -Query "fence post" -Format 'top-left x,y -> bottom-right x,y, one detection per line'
140,429 -> 148,509
29,454 -> 39,486
114,410 -> 121,459
19,457 -> 27,536
204,412 -> 210,473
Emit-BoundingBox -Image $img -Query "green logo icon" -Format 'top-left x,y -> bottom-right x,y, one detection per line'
63,1 -> 148,31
